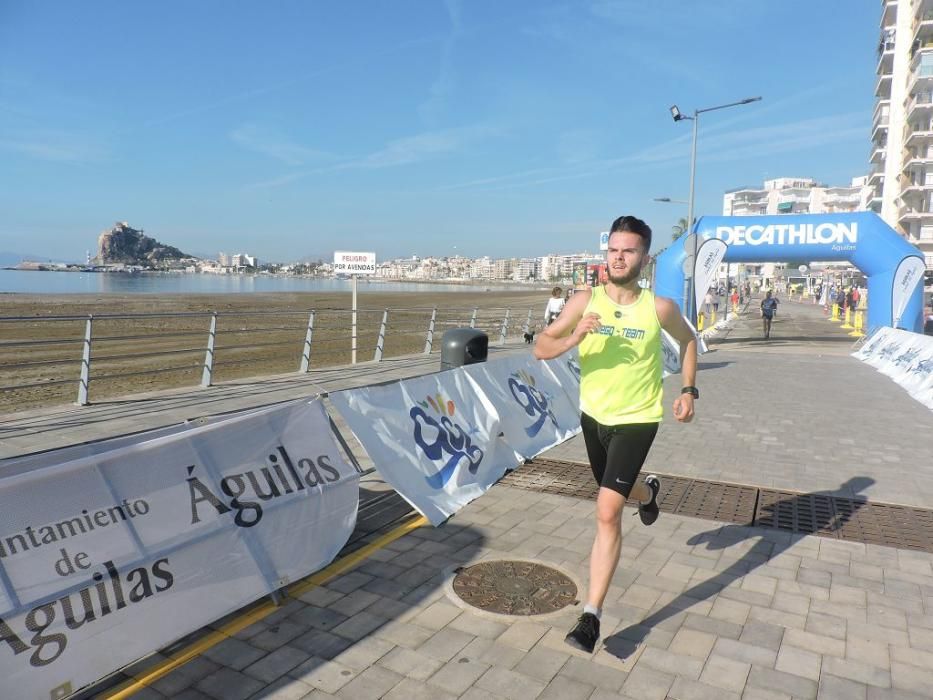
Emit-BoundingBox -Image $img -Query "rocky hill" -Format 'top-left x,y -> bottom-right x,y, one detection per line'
95,222 -> 193,265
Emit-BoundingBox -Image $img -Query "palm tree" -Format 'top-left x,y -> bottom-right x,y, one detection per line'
672,217 -> 689,241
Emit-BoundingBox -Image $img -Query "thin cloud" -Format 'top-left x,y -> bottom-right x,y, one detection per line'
441,113 -> 867,193
229,124 -> 330,166
419,0 -> 463,125
242,124 -> 496,189
0,130 -> 102,162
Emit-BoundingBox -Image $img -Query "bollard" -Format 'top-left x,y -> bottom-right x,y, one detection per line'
848,309 -> 866,338
299,310 -> 315,373
523,308 -> 532,336
469,308 -> 477,329
77,315 -> 93,405
424,307 -> 437,354
201,313 -> 218,386
830,303 -> 840,322
841,306 -> 853,329
711,309 -> 717,325
697,313 -> 705,332
374,309 -> 388,362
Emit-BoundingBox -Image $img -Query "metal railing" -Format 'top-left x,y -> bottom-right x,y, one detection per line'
0,305 -> 534,409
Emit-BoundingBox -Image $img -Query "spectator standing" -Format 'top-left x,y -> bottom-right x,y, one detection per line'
544,286 -> 565,325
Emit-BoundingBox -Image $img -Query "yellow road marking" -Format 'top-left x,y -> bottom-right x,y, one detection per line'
101,513 -> 428,699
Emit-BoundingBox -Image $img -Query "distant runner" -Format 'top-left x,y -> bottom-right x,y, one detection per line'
534,215 -> 698,654
760,290 -> 778,339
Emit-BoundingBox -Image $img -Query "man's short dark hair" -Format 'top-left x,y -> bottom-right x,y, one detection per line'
609,215 -> 652,252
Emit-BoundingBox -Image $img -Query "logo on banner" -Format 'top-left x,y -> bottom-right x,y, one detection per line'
878,342 -> 901,361
714,222 -> 857,249
566,357 -> 581,381
508,370 -> 558,437
410,394 -> 484,489
894,348 -> 921,368
912,357 -> 933,379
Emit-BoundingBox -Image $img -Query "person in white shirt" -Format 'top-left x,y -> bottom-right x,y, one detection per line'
544,286 -> 565,325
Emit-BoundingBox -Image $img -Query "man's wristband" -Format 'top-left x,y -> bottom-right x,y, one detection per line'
681,386 -> 699,399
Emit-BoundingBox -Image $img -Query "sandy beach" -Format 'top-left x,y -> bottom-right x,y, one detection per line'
0,290 -> 544,413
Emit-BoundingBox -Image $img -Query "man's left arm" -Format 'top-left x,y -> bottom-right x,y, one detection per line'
655,296 -> 697,423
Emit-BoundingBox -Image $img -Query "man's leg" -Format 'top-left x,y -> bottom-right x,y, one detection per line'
567,422 -> 658,653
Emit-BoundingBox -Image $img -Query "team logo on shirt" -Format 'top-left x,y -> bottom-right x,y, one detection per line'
596,325 -> 646,340
410,394 -> 484,489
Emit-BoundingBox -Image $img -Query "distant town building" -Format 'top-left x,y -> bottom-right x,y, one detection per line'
722,177 -> 870,217
871,0 -> 933,269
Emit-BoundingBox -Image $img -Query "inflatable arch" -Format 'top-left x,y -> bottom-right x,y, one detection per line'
654,212 -> 926,333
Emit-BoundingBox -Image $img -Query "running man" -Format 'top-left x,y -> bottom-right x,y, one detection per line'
533,215 -> 698,653
760,290 -> 778,339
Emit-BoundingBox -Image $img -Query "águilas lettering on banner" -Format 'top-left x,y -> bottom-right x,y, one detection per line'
0,399 -> 358,699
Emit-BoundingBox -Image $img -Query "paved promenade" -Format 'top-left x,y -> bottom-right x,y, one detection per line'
4,298 -> 933,699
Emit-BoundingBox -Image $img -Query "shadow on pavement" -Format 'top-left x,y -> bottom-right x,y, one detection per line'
603,476 -> 875,660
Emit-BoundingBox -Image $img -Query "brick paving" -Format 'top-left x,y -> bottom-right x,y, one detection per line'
6,299 -> 933,699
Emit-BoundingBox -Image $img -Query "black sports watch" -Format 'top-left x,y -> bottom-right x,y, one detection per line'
681,386 -> 699,399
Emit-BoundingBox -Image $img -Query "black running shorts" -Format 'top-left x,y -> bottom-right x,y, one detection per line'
580,413 -> 659,498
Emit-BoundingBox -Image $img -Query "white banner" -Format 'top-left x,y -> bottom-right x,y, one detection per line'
541,347 -> 581,407
852,327 -> 933,412
0,399 -> 358,700
463,355 -> 579,461
694,238 -> 728,318
892,256 -> 925,327
329,371 -> 516,526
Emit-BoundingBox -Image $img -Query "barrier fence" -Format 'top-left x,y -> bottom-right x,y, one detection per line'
0,305 -> 533,410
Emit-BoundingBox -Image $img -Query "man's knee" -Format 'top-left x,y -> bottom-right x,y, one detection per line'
595,497 -> 625,526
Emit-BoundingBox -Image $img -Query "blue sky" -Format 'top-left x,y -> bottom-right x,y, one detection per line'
1,1 -> 878,263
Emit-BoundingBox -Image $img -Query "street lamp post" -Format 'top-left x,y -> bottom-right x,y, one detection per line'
669,97 -> 762,324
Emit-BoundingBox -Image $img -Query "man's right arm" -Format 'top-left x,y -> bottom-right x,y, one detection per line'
533,290 -> 596,360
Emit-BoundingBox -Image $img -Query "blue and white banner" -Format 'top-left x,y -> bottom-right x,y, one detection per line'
852,327 -> 933,411
0,399 -> 358,700
463,355 -> 579,461
329,371 -> 515,526
892,256 -> 926,328
541,347 -> 582,407
693,238 -> 728,317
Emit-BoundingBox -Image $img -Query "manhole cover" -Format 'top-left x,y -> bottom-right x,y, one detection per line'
451,560 -> 577,616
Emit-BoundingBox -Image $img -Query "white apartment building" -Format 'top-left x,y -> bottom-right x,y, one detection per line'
872,0 -> 933,269
722,177 -> 869,217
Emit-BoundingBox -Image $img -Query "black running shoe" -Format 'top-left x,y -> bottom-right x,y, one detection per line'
565,612 -> 600,653
638,475 -> 661,526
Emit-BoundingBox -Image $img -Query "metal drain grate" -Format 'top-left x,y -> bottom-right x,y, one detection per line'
757,490 -> 933,552
505,459 -> 933,553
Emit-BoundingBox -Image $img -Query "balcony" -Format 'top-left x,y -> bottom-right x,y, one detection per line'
905,128 -> 933,147
913,10 -> 933,44
870,142 -> 888,163
903,154 -> 933,171
876,71 -> 894,99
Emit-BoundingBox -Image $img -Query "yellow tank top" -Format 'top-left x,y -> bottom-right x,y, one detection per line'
578,286 -> 663,425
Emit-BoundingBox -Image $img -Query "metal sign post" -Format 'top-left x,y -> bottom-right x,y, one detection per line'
351,274 -> 358,364
333,251 -> 376,366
